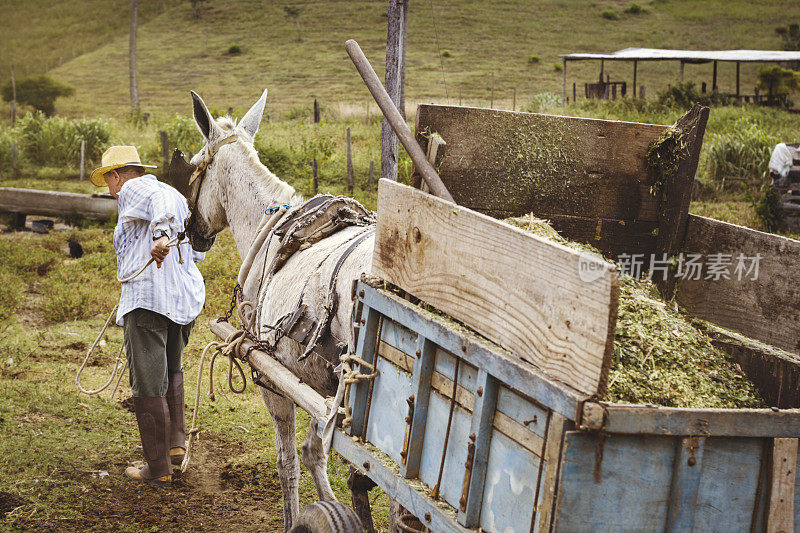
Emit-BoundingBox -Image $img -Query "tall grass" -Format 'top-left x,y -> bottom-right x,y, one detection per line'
14,112 -> 112,168
702,117 -> 777,189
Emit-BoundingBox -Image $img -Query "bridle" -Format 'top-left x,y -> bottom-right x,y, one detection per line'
166,134 -> 241,243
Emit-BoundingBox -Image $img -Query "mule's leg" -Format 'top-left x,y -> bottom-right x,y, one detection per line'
260,386 -> 300,531
301,421 -> 337,502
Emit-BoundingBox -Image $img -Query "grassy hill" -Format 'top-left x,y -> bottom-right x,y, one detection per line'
2,0 -> 797,119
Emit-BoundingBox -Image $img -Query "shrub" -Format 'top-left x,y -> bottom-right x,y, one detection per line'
1,75 -> 74,116
601,9 -> 618,20
160,114 -> 204,157
624,3 -> 646,14
702,118 -> 777,189
14,112 -> 111,168
553,62 -> 563,72
254,141 -> 294,176
441,50 -> 451,58
0,126 -> 15,170
656,81 -> 733,109
756,65 -> 800,100
0,270 -> 24,325
526,93 -> 563,113
527,55 -> 540,65
227,44 -> 242,55
754,187 -> 787,232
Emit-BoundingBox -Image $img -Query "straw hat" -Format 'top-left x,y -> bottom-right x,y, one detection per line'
90,146 -> 156,187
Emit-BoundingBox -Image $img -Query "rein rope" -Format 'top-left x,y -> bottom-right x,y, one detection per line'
76,234 -> 189,397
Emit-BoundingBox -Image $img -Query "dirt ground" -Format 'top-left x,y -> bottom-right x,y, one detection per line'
2,433 -> 287,532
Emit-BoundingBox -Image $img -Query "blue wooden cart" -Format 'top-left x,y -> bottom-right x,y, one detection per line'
335,276 -> 800,533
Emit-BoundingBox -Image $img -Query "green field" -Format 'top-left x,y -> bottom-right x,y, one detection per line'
1,0 -> 798,118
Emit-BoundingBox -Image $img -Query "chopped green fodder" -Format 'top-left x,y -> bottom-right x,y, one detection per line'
646,125 -> 688,200
506,216 -> 765,409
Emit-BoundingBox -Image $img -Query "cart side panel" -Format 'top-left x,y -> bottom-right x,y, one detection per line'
555,431 -> 676,531
795,452 -> 800,533
554,432 -> 776,532
692,437 -> 765,532
364,352 -> 414,464
480,430 -> 540,532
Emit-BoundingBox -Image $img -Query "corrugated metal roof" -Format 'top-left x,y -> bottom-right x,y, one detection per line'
559,48 -> 800,63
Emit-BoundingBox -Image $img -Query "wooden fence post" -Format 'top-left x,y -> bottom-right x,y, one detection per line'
79,140 -> 85,181
512,88 -> 516,111
314,98 -> 320,123
159,131 -> 169,175
312,158 -> 318,195
346,127 -> 354,194
490,71 -> 494,108
368,160 -> 374,192
381,0 -> 407,182
10,66 -> 17,125
12,142 -> 18,178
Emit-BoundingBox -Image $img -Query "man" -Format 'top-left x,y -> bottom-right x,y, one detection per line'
90,146 -> 206,486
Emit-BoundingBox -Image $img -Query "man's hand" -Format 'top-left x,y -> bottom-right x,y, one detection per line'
151,236 -> 170,268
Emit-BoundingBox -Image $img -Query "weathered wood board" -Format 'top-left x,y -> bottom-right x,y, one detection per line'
372,179 -> 619,397
0,187 -> 117,220
554,432 -> 784,532
676,214 -> 800,354
414,104 -> 667,222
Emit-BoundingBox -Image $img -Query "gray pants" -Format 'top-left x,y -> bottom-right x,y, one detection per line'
123,308 -> 194,397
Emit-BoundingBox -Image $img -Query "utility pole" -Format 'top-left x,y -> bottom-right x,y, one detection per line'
129,0 -> 140,113
381,0 -> 408,182
346,127 -> 354,194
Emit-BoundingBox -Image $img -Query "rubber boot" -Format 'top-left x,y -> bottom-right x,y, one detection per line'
166,372 -> 187,466
126,396 -> 172,485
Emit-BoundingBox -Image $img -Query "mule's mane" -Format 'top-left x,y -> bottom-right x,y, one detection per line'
215,115 -> 301,205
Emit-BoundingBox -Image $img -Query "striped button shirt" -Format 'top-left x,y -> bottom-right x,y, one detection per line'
113,174 -> 206,326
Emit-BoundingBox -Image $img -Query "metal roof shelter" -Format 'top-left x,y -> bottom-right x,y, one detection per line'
557,47 -> 800,103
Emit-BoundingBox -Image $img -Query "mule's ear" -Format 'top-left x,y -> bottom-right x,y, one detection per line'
239,89 -> 268,140
191,90 -> 222,143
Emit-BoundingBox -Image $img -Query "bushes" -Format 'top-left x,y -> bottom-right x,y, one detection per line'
0,126 -> 14,170
601,9 -> 618,20
1,75 -> 74,116
754,187 -> 787,232
526,93 -> 563,113
656,81 -> 732,109
13,112 -> 111,168
702,117 -> 777,189
159,114 -> 204,157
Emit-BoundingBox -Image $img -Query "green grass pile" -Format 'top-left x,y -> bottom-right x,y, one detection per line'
506,215 -> 765,409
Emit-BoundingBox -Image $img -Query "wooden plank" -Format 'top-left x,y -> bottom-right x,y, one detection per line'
379,341 -> 546,456
402,336 -> 436,479
767,438 -> 798,533
676,214 -> 800,354
0,187 -> 117,220
535,412 -> 568,533
665,437 -> 706,532
655,104 -> 710,297
546,213 -> 658,259
713,336 -> 800,409
414,104 -> 667,221
458,370 -> 498,527
372,179 -> 619,397
209,319 -> 327,421
555,432 -> 675,531
350,306 -> 381,437
581,402 -> 800,438
359,281 -> 586,420
331,429 -> 470,533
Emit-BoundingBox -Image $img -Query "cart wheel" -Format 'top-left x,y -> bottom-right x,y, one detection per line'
289,501 -> 364,533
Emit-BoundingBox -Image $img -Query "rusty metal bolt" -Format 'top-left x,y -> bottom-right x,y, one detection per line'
687,456 -> 696,466
415,349 -> 421,357
476,386 -> 483,397
359,289 -> 364,298
424,512 -> 431,522
362,461 -> 370,471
